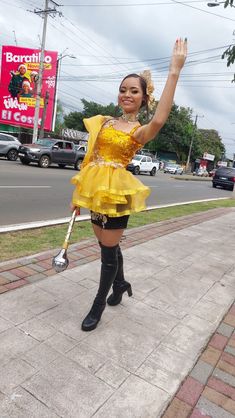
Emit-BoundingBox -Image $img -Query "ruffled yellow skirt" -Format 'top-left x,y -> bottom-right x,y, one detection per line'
71,163 -> 150,217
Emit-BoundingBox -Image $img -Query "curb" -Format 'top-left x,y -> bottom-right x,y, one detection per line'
173,175 -> 212,181
0,198 -> 229,233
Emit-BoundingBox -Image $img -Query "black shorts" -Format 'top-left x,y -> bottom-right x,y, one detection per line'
90,211 -> 129,230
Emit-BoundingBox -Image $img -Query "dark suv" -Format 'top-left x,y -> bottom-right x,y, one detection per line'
212,167 -> 235,191
18,138 -> 86,170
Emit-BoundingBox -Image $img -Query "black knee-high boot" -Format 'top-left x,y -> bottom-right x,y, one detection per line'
107,245 -> 132,306
81,243 -> 119,331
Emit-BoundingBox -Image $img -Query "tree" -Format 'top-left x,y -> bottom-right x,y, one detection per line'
54,100 -> 65,135
145,104 -> 195,163
62,99 -> 226,164
222,0 -> 235,81
64,99 -> 117,131
195,129 -> 225,162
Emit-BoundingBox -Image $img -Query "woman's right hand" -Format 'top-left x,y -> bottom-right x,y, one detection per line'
169,38 -> 187,76
70,203 -> 80,215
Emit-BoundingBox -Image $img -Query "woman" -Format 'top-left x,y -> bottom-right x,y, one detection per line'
71,38 -> 187,331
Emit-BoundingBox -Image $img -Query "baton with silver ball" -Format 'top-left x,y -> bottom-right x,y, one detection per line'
52,207 -> 80,272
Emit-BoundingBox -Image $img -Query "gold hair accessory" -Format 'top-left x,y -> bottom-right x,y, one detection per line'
139,69 -> 155,110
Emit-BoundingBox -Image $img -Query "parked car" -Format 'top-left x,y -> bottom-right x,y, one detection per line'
127,155 -> 159,176
193,168 -> 209,177
212,167 -> 235,191
18,138 -> 86,170
0,133 -> 21,161
209,168 -> 217,177
164,163 -> 183,175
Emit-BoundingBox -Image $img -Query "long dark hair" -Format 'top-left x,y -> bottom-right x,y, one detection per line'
119,73 -> 149,113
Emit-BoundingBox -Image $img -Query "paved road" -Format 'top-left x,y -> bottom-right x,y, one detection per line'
0,158 -> 232,225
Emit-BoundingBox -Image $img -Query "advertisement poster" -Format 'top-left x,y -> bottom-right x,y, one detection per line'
0,45 -> 58,130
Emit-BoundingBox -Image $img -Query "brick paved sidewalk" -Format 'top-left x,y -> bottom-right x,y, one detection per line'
162,304 -> 235,418
0,206 -> 235,417
0,207 -> 232,295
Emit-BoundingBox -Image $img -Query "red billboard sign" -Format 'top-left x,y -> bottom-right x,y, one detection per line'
0,45 -> 58,130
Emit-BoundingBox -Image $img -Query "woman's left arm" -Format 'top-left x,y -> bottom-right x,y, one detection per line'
134,38 -> 187,145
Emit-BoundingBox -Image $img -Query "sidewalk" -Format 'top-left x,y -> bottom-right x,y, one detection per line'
0,207 -> 235,417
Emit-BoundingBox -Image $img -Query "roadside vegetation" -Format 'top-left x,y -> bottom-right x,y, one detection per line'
1,199 -> 235,262
63,99 -> 225,165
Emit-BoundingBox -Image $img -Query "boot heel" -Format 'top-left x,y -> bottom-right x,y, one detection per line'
127,286 -> 133,297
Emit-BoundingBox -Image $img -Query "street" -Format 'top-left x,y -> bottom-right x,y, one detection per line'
0,158 -> 232,226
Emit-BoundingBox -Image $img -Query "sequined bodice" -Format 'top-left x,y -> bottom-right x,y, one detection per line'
91,125 -> 142,167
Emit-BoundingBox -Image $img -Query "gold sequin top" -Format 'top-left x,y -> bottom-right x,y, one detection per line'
91,124 -> 142,167
71,115 -> 150,217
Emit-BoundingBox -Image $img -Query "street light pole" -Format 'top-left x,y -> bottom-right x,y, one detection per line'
52,52 -> 76,133
232,152 -> 235,199
207,1 -> 235,6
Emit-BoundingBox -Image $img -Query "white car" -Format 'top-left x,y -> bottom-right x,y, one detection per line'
127,155 -> 159,176
193,168 -> 209,177
0,133 -> 21,161
164,163 -> 183,175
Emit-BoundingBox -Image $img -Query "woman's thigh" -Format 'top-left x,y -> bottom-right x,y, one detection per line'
92,224 -> 124,247
100,228 -> 125,247
92,224 -> 102,242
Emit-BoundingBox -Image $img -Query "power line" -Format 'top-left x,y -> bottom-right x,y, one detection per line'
0,0 -> 28,10
59,0 -> 223,6
50,16 -> 131,75
62,16 -> 131,72
169,0 -> 235,21
58,0 -> 235,21
60,44 -> 234,67
48,17 -> 120,101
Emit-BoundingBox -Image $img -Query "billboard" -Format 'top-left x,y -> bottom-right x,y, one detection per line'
0,45 -> 58,130
203,152 -> 215,161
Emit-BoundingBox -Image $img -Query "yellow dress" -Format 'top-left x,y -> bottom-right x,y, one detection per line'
71,115 -> 150,217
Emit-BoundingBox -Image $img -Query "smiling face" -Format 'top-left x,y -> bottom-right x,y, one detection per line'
19,66 -> 26,75
23,84 -> 29,93
118,76 -> 145,114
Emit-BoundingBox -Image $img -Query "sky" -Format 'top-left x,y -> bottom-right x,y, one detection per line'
0,0 -> 235,158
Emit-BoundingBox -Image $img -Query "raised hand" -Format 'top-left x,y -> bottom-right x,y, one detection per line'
169,38 -> 187,76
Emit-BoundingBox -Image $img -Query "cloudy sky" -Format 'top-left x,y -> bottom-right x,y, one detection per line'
0,0 -> 235,158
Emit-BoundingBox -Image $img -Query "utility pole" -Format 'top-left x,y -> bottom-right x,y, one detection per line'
185,114 -> 204,173
232,152 -> 235,200
32,0 -> 61,143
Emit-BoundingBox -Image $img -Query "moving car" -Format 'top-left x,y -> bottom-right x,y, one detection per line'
0,133 -> 21,161
18,138 -> 86,170
164,163 -> 183,175
127,155 -> 159,176
212,167 -> 235,191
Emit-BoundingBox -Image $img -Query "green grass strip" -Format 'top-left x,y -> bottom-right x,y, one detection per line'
1,199 -> 235,262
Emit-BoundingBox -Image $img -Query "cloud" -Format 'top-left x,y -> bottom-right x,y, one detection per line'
0,0 -> 234,157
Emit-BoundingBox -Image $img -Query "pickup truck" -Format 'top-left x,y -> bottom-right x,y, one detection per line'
18,138 -> 86,170
127,155 -> 159,176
